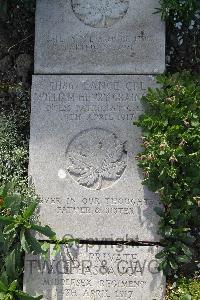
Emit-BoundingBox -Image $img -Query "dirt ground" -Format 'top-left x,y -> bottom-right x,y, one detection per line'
0,3 -> 34,84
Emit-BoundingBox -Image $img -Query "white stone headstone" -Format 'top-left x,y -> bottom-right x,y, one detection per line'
34,0 -> 165,74
29,75 -> 161,241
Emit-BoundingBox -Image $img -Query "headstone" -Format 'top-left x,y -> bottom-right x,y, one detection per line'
24,244 -> 166,299
25,0 -> 167,298
34,0 -> 165,74
29,75 -> 161,241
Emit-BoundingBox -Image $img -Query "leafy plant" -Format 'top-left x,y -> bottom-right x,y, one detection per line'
167,276 -> 200,299
0,184 -> 53,299
156,0 -> 200,24
0,183 -> 78,299
0,279 -> 43,300
0,112 -> 28,192
135,72 -> 200,274
0,83 -> 34,196
0,83 -> 31,134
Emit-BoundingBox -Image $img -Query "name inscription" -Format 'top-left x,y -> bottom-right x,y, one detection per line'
33,79 -> 147,122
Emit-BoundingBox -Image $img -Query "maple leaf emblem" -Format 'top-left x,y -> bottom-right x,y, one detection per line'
72,0 -> 129,28
66,129 -> 127,190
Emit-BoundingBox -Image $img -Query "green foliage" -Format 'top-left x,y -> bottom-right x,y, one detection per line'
0,83 -> 32,197
135,72 -> 200,274
0,83 -> 31,135
0,112 -> 28,192
167,277 -> 200,299
0,184 -> 53,299
0,183 -> 78,300
156,0 -> 200,23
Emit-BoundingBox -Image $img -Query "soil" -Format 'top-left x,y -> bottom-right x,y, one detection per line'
0,1 -> 34,119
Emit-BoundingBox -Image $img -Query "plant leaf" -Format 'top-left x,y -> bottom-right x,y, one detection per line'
180,295 -> 192,300
25,232 -> 43,255
4,193 -> 22,214
155,251 -> 166,259
0,215 -> 16,225
0,280 -> 7,292
8,280 -> 17,292
23,202 -> 37,219
20,229 -> 30,253
5,250 -> 16,282
31,224 -> 56,239
15,290 -> 43,300
3,223 -> 17,235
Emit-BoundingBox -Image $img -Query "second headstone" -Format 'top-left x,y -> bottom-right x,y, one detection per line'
29,75 -> 161,241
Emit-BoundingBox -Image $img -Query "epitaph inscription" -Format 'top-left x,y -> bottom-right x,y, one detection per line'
29,75 -> 161,240
35,0 -> 165,73
24,245 -> 166,300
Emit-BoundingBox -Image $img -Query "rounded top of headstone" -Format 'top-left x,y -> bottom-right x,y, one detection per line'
71,0 -> 129,28
66,128 -> 127,190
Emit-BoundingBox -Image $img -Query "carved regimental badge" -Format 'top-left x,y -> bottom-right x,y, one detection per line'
66,128 -> 127,190
71,0 -> 129,28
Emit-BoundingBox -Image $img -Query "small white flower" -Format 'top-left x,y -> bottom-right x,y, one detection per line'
189,20 -> 195,30
178,36 -> 183,46
175,22 -> 182,29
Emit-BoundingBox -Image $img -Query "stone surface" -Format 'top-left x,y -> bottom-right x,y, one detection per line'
29,75 -> 161,241
35,0 -> 165,74
24,244 -> 166,299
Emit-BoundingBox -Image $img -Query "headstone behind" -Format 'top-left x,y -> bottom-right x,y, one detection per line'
35,0 -> 165,74
24,245 -> 166,300
29,75 -> 161,241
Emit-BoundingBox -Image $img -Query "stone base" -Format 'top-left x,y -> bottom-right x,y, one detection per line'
23,244 -> 166,299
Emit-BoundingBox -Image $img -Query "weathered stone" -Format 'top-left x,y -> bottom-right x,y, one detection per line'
34,0 -> 165,74
29,75 -> 161,241
24,244 -> 166,299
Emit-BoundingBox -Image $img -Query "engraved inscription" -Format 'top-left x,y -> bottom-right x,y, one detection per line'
66,128 -> 127,190
71,0 -> 129,28
33,79 -> 147,122
24,246 -> 164,300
